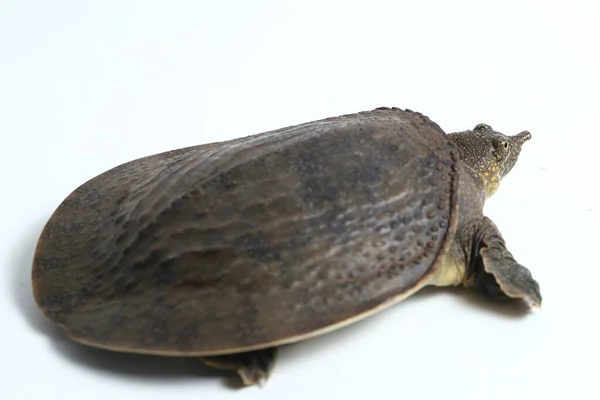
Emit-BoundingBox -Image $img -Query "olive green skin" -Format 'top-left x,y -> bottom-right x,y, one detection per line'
32,107 -> 460,355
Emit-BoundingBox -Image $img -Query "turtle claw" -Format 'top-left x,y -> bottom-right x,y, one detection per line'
238,364 -> 271,387
202,347 -> 278,387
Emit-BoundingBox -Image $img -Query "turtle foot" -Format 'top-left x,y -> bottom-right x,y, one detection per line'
202,347 -> 278,387
472,217 -> 542,309
479,246 -> 542,308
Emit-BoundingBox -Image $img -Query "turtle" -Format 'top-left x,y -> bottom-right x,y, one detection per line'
31,107 -> 541,387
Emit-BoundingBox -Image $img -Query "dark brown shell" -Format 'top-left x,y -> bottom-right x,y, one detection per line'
32,107 -> 459,355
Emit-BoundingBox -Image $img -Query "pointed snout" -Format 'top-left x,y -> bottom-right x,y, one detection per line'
513,130 -> 532,144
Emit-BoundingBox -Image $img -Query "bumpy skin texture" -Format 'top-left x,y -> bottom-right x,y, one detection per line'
448,124 -> 531,198
32,107 -> 459,355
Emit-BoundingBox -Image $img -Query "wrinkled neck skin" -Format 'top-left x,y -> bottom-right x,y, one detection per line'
447,131 -> 503,198
428,136 -> 492,288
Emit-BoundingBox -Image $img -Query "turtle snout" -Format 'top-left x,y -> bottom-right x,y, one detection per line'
515,131 -> 532,142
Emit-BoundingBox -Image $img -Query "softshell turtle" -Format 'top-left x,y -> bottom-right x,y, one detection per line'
32,107 -> 541,386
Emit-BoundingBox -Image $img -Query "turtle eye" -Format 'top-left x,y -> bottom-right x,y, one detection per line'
492,139 -> 509,155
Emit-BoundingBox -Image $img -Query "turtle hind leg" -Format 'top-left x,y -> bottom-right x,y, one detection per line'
469,217 -> 542,308
201,347 -> 278,387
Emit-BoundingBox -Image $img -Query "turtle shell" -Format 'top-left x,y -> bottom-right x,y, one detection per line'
32,107 -> 459,356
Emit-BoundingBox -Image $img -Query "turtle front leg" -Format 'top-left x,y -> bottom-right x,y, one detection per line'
201,347 -> 278,387
467,217 -> 542,308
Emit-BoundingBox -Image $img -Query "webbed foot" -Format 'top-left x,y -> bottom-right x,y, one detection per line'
202,347 -> 278,387
472,217 -> 542,308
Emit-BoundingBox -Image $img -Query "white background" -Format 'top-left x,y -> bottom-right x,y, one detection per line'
1,1 -> 598,399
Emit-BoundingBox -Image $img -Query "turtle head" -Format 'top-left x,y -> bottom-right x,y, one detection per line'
449,123 -> 531,198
